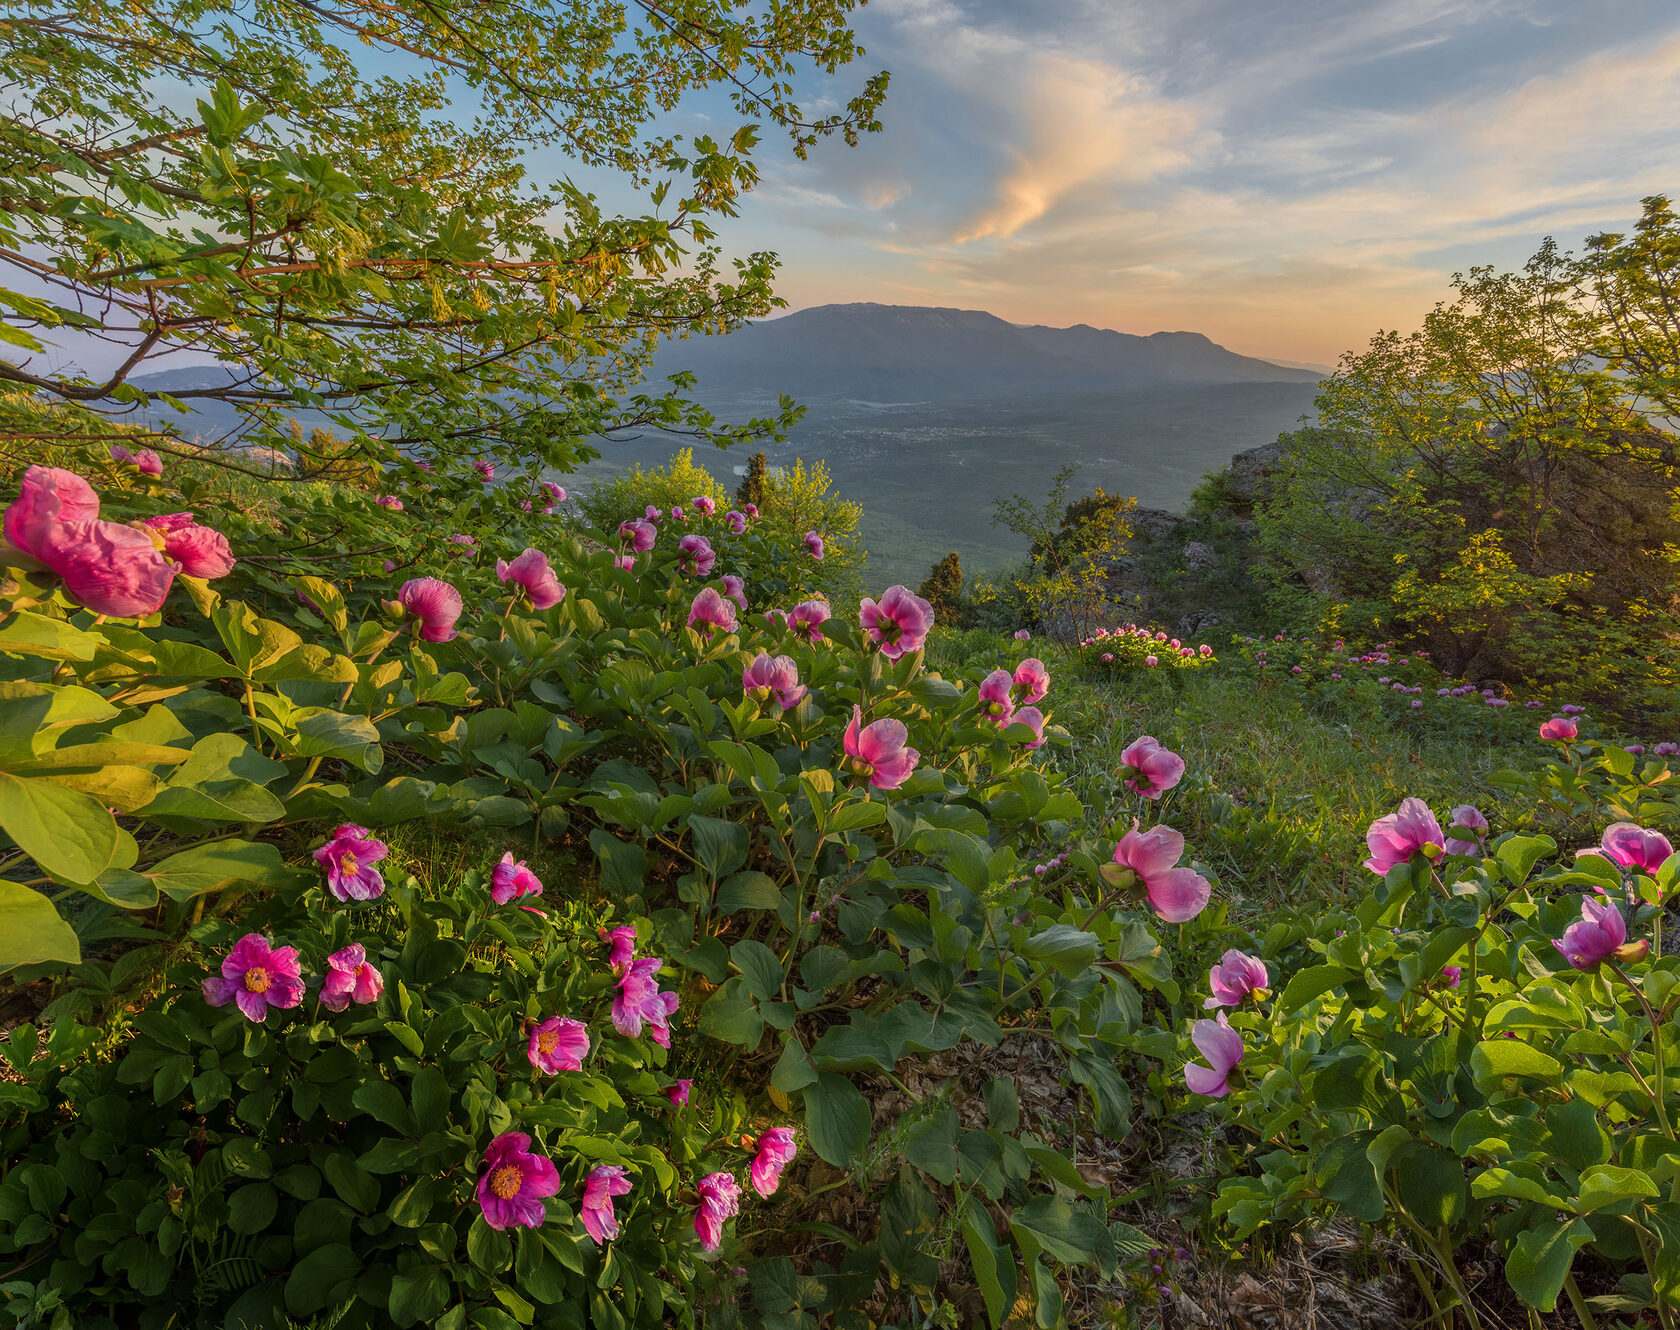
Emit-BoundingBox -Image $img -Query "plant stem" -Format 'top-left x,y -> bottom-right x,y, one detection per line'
1609,960 -> 1676,1142
1561,1272 -> 1600,1330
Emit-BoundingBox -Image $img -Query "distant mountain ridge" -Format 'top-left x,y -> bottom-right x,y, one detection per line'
650,302 -> 1322,402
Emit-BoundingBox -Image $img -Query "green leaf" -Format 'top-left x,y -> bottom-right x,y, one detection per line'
803,1072 -> 871,1166
828,800 -> 886,832
809,1021 -> 895,1073
321,1152 -> 380,1212
145,839 -> 297,902
0,771 -> 124,883
1009,1194 -> 1104,1266
1279,963 -> 1354,1013
0,879 -> 79,971
1393,1145 -> 1466,1225
1017,924 -> 1099,978
962,1204 -> 1016,1329
1470,1039 -> 1564,1089
715,870 -> 781,912
1506,1219 -> 1593,1311
227,1182 -> 278,1235
1495,833 -> 1557,886
0,612 -> 104,662
285,1243 -> 362,1317
689,814 -> 749,879
389,1265 -> 451,1327
697,977 -> 763,1047
731,938 -> 784,1000
1574,1164 -> 1658,1214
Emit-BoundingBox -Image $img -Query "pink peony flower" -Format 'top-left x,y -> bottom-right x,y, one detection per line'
1363,798 -> 1444,875
1012,657 -> 1049,703
580,1165 -> 632,1244
1012,705 -> 1047,751
1561,703 -> 1586,715
1445,805 -> 1489,857
1442,966 -> 1462,988
1119,735 -> 1185,799
320,944 -> 384,1011
202,934 -> 305,1022
750,1128 -> 797,1198
141,513 -> 236,579
1205,950 -> 1269,1009
603,925 -> 637,974
720,573 -> 747,610
804,530 -> 824,560
725,510 -> 747,534
614,553 -> 635,571
491,852 -> 544,904
397,576 -> 464,642
645,505 -> 662,523
1555,897 -> 1648,970
978,669 -> 1015,725
787,600 -> 830,642
612,956 -> 680,1047
693,495 -> 716,515
843,705 -> 920,790
743,503 -> 759,518
111,444 -> 164,476
859,585 -> 934,660
473,460 -> 496,481
1184,1012 -> 1244,1097
1590,822 -> 1675,877
665,1079 -> 692,1107
374,495 -> 404,510
743,653 -> 807,710
448,533 -> 476,548
618,519 -> 657,552
1014,629 -> 1031,640
4,465 -> 176,616
687,586 -> 738,635
312,824 -> 389,901
540,482 -> 566,504
694,1172 -> 741,1252
476,1132 -> 560,1230
671,505 -> 685,523
496,547 -> 566,610
1539,716 -> 1578,742
1103,824 -> 1212,923
678,534 -> 716,577
527,1015 -> 590,1073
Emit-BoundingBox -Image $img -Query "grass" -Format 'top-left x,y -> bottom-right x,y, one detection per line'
930,627 -> 1541,916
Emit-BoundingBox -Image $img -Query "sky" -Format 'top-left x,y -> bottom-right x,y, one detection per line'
701,0 -> 1680,365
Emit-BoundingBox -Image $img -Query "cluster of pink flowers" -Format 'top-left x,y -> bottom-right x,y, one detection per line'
3,466 -> 236,617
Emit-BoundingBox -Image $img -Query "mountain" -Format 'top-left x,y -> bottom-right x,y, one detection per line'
649,303 -> 1321,404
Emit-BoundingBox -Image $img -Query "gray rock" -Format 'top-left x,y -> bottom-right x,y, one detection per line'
1183,540 -> 1218,573
1224,439 -> 1287,506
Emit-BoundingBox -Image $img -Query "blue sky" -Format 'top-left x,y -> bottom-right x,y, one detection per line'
695,0 -> 1680,363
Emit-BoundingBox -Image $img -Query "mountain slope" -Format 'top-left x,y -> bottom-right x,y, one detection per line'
650,303 -> 1321,402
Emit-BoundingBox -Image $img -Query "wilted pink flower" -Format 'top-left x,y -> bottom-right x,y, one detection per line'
110,444 -> 164,476
1012,705 -> 1047,751
141,513 -> 236,578
843,705 -> 920,790
1363,798 -> 1444,874
725,509 -> 747,534
1539,716 -> 1578,742
720,573 -> 747,610
678,533 -> 716,576
612,956 -> 680,1047
1590,822 -> 1676,877
743,653 -> 807,710
693,495 -> 716,515
477,1132 -> 559,1230
750,1128 -> 797,1198
694,1172 -> 741,1252
603,925 -> 636,974
645,504 -> 662,523
202,934 -> 304,1022
1012,657 -> 1049,703
978,669 -> 1015,725
374,495 -> 404,510
491,852 -> 544,904
1103,824 -> 1212,923
859,585 -> 934,660
397,577 -> 463,642
4,466 -> 176,616
1120,735 -> 1185,799
687,586 -> 738,635
803,530 -> 824,559
1445,805 -> 1489,857
527,1015 -> 590,1074
1555,897 -> 1648,970
1184,1012 -> 1244,1097
1205,950 -> 1268,1009
496,547 -> 566,610
473,460 -> 496,481
787,600 -> 830,642
320,944 -> 384,1011
665,1079 -> 692,1106
312,824 -> 389,901
618,519 -> 656,552
580,1165 -> 632,1244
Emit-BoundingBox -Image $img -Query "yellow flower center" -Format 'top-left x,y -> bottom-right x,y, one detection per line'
339,852 -> 359,875
536,1030 -> 559,1055
242,966 -> 271,994
489,1165 -> 523,1199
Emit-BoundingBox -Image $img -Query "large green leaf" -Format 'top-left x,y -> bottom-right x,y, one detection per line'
0,879 -> 80,970
802,1072 -> 871,1166
145,839 -> 299,901
1506,1219 -> 1593,1310
0,770 -> 126,882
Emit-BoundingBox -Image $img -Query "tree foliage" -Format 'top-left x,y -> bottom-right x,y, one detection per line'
992,466 -> 1135,639
0,0 -> 886,478
916,551 -> 962,624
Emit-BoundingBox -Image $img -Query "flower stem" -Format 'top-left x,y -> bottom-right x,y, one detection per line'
1609,960 -> 1675,1142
